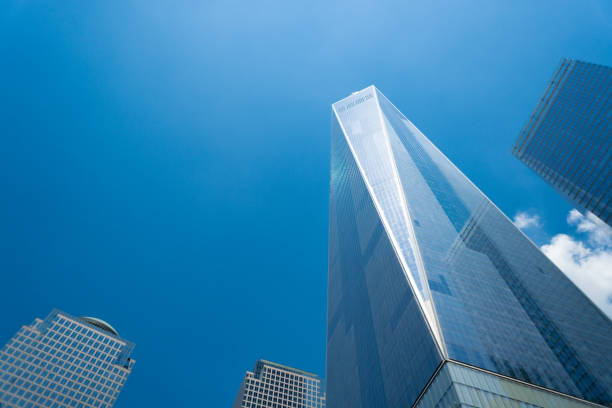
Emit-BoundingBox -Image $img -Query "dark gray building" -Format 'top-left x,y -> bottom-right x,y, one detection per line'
328,86 -> 612,407
0,309 -> 134,408
233,360 -> 325,408
513,59 -> 612,227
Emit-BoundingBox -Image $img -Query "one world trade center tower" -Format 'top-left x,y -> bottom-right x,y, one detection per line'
327,86 -> 612,407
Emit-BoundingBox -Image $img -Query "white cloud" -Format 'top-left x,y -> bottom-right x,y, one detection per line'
513,211 -> 541,229
566,209 -> 612,247
541,210 -> 612,319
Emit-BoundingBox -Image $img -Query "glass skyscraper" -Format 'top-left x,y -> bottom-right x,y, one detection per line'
232,359 -> 325,408
513,59 -> 612,228
327,86 -> 612,407
0,309 -> 135,408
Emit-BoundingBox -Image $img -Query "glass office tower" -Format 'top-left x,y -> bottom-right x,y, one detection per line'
513,59 -> 612,228
328,86 -> 612,407
232,360 -> 325,408
0,309 -> 135,408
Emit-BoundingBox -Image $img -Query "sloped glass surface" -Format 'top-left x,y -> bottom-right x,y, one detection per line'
332,88 -> 442,348
327,112 -> 442,408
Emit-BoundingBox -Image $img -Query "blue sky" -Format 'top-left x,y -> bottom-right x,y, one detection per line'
1,1 -> 611,406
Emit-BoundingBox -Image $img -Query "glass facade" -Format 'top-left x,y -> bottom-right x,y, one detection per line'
513,59 -> 612,228
232,360 -> 325,408
327,86 -> 612,407
417,361 -> 604,408
0,309 -> 134,408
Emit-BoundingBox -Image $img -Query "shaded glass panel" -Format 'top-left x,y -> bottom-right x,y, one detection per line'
417,362 -> 603,408
376,89 -> 612,405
